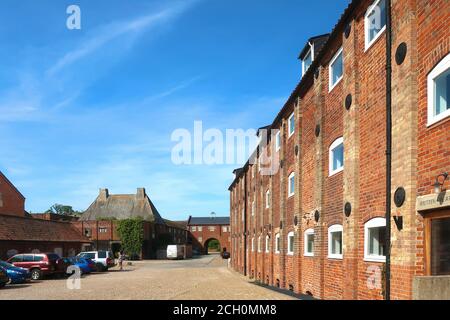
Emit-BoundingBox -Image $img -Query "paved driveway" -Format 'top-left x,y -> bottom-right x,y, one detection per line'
0,254 -> 297,300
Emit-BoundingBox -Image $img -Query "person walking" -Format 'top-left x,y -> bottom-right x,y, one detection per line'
118,250 -> 125,271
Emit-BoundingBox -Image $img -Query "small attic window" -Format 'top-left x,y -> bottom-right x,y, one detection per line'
302,44 -> 314,76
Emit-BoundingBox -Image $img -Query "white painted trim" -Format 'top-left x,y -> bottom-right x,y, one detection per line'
364,217 -> 387,262
275,233 -> 280,254
427,53 -> 450,127
329,137 -> 344,176
329,47 -> 344,92
265,190 -> 270,209
257,236 -> 261,253
275,131 -> 281,152
288,172 -> 295,197
364,0 -> 387,51
328,224 -> 343,259
265,235 -> 270,253
302,43 -> 315,76
304,228 -> 314,257
288,112 -> 295,137
287,231 -> 294,255
251,237 -> 255,252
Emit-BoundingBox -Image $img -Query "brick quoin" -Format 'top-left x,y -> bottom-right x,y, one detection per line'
229,0 -> 449,300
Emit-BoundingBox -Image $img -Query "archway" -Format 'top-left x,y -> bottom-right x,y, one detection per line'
204,238 -> 221,255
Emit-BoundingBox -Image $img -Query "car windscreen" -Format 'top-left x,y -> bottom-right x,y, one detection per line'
79,253 -> 95,260
0,261 -> 14,268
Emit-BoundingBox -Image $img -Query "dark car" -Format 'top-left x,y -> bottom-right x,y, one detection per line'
8,253 -> 68,280
0,267 -> 9,288
0,260 -> 31,284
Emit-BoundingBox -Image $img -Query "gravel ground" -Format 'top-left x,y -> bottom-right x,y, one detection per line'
0,254 -> 296,300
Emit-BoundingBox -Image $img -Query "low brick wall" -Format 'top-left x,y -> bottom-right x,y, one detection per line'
413,276 -> 450,300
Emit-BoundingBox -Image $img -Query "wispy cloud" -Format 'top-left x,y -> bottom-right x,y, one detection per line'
47,2 -> 193,76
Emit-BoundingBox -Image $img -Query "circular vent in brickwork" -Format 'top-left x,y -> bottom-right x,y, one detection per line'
315,124 -> 321,137
394,187 -> 406,208
344,202 -> 352,217
314,210 -> 320,222
395,42 -> 407,65
345,94 -> 352,110
344,23 -> 352,39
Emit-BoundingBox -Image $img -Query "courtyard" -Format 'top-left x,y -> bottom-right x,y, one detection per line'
0,254 -> 297,300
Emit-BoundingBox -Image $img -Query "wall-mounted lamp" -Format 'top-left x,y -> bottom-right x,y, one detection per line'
434,172 -> 448,194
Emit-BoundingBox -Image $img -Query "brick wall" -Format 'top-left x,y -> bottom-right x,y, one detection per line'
0,172 -> 25,217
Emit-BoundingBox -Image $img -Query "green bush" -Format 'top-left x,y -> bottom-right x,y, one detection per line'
116,218 -> 144,258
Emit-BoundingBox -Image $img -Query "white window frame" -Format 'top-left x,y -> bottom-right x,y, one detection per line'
288,112 -> 295,137
328,224 -> 343,259
288,172 -> 295,197
427,53 -> 450,126
251,237 -> 255,252
265,190 -> 270,209
251,200 -> 255,216
191,226 -> 197,232
364,0 -> 387,51
364,217 -> 387,262
265,235 -> 270,253
302,44 -> 314,76
275,131 -> 281,152
198,226 -> 202,232
304,229 -> 315,257
329,137 -> 344,176
287,231 -> 294,255
258,236 -> 262,253
275,233 -> 280,254
329,47 -> 344,92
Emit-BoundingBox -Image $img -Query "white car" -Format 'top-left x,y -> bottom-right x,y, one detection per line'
76,251 -> 116,271
167,245 -> 185,260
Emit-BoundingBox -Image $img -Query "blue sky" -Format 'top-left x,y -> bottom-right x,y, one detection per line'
0,0 -> 349,220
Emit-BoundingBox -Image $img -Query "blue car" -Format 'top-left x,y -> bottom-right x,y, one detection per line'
0,260 -> 31,284
66,257 -> 97,275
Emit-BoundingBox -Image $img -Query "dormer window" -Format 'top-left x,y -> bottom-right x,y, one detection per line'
302,44 -> 314,76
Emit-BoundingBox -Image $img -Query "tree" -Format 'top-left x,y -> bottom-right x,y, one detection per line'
45,204 -> 79,216
116,218 -> 144,259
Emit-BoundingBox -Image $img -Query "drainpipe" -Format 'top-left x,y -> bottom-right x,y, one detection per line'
385,0 -> 392,301
244,172 -> 248,276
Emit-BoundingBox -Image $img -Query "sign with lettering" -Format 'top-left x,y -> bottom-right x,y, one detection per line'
416,191 -> 450,212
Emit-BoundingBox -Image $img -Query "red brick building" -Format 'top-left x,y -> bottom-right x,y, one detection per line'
229,0 -> 449,300
0,171 -> 91,259
187,216 -> 230,254
76,188 -> 189,259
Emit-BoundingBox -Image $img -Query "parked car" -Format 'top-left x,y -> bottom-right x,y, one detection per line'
66,257 -> 97,274
167,245 -> 185,260
221,251 -> 230,259
7,253 -> 68,280
0,267 -> 9,288
76,251 -> 116,272
0,260 -> 31,284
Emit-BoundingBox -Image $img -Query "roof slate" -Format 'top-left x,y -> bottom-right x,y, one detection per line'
188,217 -> 230,226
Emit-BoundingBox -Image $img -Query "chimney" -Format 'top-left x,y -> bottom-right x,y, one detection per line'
99,188 -> 109,201
136,188 -> 146,199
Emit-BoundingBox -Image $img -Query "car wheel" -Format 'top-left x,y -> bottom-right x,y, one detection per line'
30,269 -> 42,280
0,282 -> 6,288
95,263 -> 104,272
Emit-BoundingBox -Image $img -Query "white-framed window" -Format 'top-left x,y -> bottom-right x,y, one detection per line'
365,0 -> 387,51
364,217 -> 386,262
427,53 -> 450,126
304,229 -> 315,257
275,233 -> 280,254
265,190 -> 270,208
265,235 -> 270,253
251,237 -> 255,252
288,172 -> 295,197
198,236 -> 203,242
275,131 -> 281,152
209,226 -> 216,232
198,226 -> 203,232
329,47 -> 343,92
328,225 -> 343,259
258,236 -> 262,253
288,112 -> 295,137
222,226 -> 228,233
191,226 -> 197,232
302,44 -> 314,76
329,137 -> 344,176
287,231 -> 294,255
251,200 -> 255,216
99,227 -> 108,233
